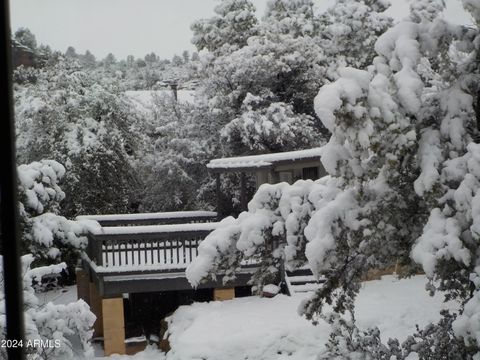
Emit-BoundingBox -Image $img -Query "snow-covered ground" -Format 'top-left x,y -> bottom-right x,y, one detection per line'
50,275 -> 456,359
36,284 -> 78,305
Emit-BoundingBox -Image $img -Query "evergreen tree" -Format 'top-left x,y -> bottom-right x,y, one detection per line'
187,0 -> 480,357
103,52 -> 117,67
191,0 -> 258,54
65,46 -> 77,59
321,0 -> 392,70
145,52 -> 158,64
191,52 -> 200,62
262,0 -> 319,38
16,160 -> 97,279
172,54 -> 183,66
182,50 -> 190,63
82,49 -> 96,68
14,27 -> 37,50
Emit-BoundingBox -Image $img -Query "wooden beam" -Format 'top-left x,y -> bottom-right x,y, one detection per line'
240,172 -> 247,211
100,272 -> 255,296
270,170 -> 280,184
216,173 -> 221,215
89,282 -> 103,338
76,269 -> 91,305
208,164 -> 273,174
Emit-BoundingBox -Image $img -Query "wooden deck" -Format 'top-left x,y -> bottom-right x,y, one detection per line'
81,211 -> 255,296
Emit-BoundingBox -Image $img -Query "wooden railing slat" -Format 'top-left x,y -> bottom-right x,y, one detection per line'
85,227 -> 216,269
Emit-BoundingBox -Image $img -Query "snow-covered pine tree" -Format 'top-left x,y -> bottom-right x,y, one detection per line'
408,0 -> 480,356
262,0 -> 319,38
320,0 -> 393,70
14,27 -> 37,52
221,93 -> 318,153
81,50 -> 96,69
188,0 -> 480,357
195,24 -> 328,156
65,46 -> 78,60
191,0 -> 258,54
194,0 -> 395,160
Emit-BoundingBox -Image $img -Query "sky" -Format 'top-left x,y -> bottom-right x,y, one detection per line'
10,0 -> 473,61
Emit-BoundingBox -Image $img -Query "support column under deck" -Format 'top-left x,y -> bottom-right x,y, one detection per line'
89,282 -> 103,338
76,269 -> 90,305
102,297 -> 126,356
214,287 -> 235,301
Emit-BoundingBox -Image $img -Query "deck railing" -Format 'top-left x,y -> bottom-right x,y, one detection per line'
86,229 -> 214,268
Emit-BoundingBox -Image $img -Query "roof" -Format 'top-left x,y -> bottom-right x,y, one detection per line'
11,39 -> 34,53
207,147 -> 324,173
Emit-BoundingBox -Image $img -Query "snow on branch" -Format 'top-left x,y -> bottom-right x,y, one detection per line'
0,255 -> 96,359
186,177 -> 359,288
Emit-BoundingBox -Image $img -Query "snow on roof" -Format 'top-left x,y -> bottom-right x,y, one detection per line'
91,221 -> 221,236
77,210 -> 217,222
207,147 -> 324,172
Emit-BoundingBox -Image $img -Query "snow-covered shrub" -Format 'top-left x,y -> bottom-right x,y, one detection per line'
17,160 -> 98,278
187,179 -> 318,289
319,310 -> 476,360
318,313 -> 402,360
0,255 -> 95,359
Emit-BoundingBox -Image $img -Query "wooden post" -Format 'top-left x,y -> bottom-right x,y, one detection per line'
240,172 -> 247,211
269,170 -> 280,184
102,297 -> 126,356
89,282 -> 103,338
256,170 -> 268,189
76,269 -> 90,305
215,173 -> 221,216
214,288 -> 235,301
88,234 -> 103,266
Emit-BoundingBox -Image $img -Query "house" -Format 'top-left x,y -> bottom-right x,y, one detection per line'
11,39 -> 35,68
77,148 -> 325,355
207,147 -> 326,213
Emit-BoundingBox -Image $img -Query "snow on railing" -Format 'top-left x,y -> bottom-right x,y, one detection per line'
85,222 -> 221,269
77,210 -> 218,227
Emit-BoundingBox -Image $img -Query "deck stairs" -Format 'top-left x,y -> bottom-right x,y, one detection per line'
285,266 -> 326,295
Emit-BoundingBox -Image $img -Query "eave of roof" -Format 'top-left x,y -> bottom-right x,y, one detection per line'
207,147 -> 324,173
